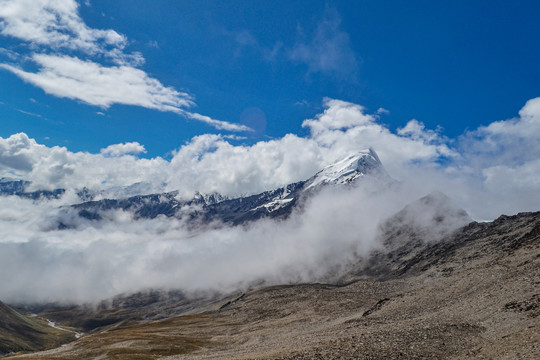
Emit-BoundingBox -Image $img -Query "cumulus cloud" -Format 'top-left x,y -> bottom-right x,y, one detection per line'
289,8 -> 359,79
443,96 -> 540,217
100,142 -> 146,157
459,97 -> 540,167
397,119 -> 444,143
0,0 -> 247,131
0,132 -> 168,193
301,99 -> 455,177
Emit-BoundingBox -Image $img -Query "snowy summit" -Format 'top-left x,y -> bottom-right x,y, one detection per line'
304,148 -> 385,191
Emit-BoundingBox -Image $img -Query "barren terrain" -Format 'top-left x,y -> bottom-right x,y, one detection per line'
6,211 -> 540,359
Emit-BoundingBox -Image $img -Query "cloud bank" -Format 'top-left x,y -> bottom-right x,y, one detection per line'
0,96 -> 539,304
0,0 -> 248,131
0,181 -> 413,304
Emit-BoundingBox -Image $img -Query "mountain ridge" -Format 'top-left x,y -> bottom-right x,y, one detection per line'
59,150 -> 389,227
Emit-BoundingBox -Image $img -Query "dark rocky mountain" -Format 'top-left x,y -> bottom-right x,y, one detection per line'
0,150 -> 389,228
341,193 -> 538,284
65,149 -> 389,227
343,191 -> 473,281
69,182 -> 304,225
0,178 -> 64,200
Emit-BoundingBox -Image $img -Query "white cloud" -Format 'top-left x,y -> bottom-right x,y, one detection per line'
146,40 -> 159,49
483,160 -> 540,196
301,98 -> 455,176
179,110 -> 251,132
0,54 -> 194,110
16,108 -> 42,118
289,9 -> 358,79
100,142 -> 146,157
302,99 -> 375,133
0,0 -> 247,131
166,133 -> 323,197
0,46 -> 19,60
0,180 -> 415,304
233,29 -> 258,47
441,96 -> 540,217
0,97 -> 539,303
0,131 -> 36,172
0,132 -> 168,193
397,119 -> 445,143
0,98 -> 452,197
458,97 -> 540,168
0,0 -> 125,56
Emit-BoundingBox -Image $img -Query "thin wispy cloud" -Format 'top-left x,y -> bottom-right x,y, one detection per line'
0,54 -> 193,110
289,8 -> 359,80
224,8 -> 359,80
15,108 -> 42,118
0,46 -> 19,60
222,28 -> 280,62
0,0 -> 248,131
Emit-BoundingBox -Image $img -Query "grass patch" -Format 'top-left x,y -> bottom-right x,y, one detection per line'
10,314 -> 217,359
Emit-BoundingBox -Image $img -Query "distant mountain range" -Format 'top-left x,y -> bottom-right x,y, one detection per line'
0,178 -> 64,200
68,148 -> 389,227
1,149 -> 381,228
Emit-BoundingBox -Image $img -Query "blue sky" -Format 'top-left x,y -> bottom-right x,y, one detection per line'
1,0 -> 539,157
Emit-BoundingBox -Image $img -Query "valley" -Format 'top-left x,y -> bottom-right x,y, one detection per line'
3,210 -> 539,359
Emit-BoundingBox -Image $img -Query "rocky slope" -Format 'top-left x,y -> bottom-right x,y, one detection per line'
0,302 -> 75,356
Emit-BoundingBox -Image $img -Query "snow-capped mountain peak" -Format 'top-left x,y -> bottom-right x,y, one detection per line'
304,148 -> 384,190
23,150 -> 392,228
